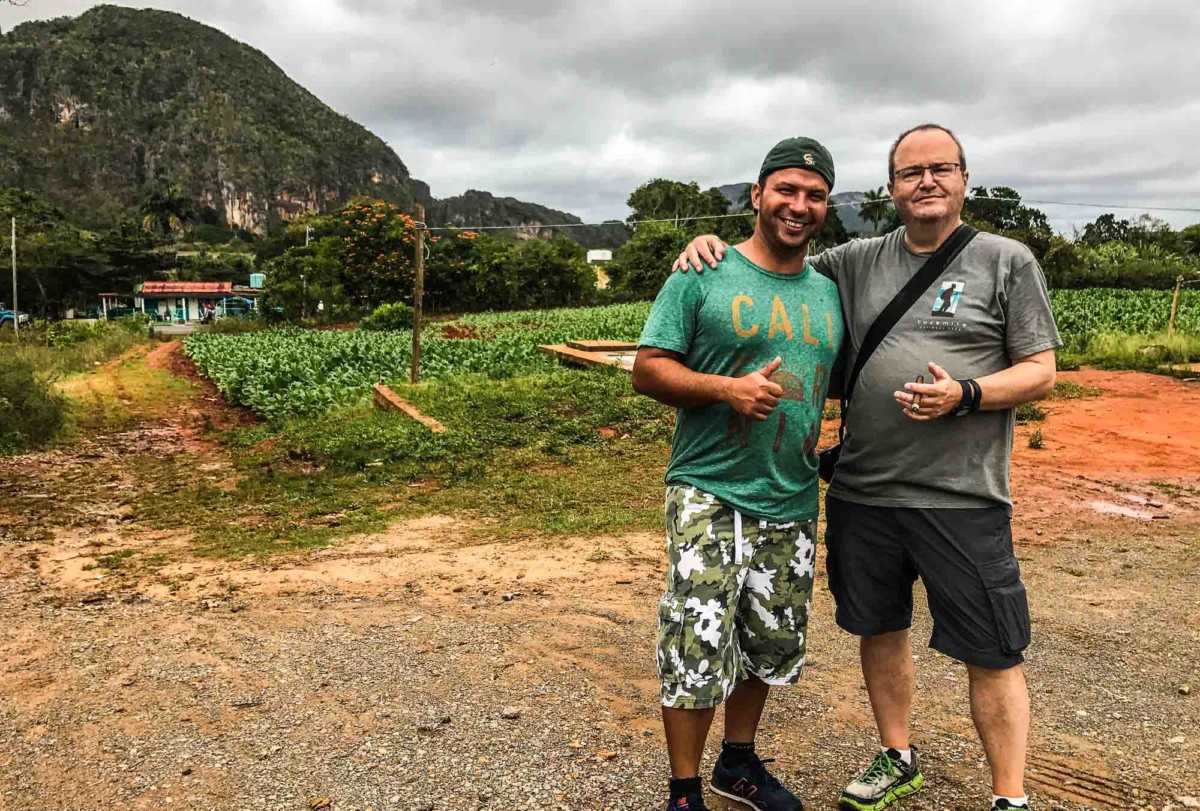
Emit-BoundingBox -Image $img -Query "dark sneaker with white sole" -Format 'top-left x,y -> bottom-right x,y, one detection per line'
839,747 -> 925,811
710,752 -> 804,810
992,801 -> 1029,810
664,795 -> 710,811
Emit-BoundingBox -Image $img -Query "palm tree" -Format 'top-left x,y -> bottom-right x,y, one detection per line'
859,187 -> 892,235
139,178 -> 195,237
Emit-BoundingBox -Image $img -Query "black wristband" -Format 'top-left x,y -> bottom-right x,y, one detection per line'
953,378 -> 981,416
957,380 -> 971,414
968,378 -> 982,412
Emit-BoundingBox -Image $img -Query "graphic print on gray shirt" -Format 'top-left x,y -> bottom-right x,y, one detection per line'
813,228 -> 1062,508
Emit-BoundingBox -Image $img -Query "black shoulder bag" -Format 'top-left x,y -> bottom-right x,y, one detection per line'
817,224 -> 978,483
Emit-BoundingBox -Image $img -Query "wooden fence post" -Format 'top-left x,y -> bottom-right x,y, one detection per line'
1168,275 -> 1183,338
410,203 -> 426,384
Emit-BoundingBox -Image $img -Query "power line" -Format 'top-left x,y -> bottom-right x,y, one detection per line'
425,211 -> 753,232
423,195 -> 1200,232
1015,198 -> 1200,214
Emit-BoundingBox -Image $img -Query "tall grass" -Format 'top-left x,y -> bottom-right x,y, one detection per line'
1063,331 -> 1200,371
0,318 -> 150,454
0,356 -> 65,454
1,317 -> 148,376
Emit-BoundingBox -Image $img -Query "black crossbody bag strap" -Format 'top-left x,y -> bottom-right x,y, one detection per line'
837,223 -> 978,441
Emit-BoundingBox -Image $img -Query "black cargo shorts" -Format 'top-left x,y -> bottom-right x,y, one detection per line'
824,494 -> 1031,669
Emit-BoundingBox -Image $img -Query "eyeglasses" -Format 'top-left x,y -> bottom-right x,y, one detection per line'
893,162 -> 961,184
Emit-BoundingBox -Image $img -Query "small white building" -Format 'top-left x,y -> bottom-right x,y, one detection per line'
134,281 -> 261,322
586,249 -> 613,264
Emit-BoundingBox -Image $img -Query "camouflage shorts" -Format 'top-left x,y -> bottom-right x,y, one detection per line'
657,485 -> 817,709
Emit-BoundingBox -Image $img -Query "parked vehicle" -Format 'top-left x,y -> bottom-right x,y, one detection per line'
0,308 -> 31,328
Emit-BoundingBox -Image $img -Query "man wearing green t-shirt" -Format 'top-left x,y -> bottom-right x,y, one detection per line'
633,137 -> 845,811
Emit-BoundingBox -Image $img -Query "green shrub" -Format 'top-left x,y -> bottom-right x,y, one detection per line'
359,302 -> 413,331
607,222 -> 692,300
0,356 -> 65,454
46,320 -> 103,348
1016,402 -> 1046,424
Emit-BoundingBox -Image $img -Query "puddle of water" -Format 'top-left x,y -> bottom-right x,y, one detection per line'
1086,500 -> 1156,520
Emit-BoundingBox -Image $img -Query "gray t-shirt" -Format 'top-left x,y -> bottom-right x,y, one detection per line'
812,227 -> 1062,508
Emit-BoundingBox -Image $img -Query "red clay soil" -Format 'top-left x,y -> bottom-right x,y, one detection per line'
1010,369 -> 1200,540
146,340 -> 259,430
143,339 -> 184,373
1012,369 -> 1200,477
440,324 -> 480,339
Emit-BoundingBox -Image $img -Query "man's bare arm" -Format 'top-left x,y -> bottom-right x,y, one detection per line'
892,349 -> 1057,421
632,347 -> 785,421
973,349 -> 1057,410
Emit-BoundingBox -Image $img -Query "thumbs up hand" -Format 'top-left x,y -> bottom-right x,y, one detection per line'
725,356 -> 785,420
893,361 -> 964,421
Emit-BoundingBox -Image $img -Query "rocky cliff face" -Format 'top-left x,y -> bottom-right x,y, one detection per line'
428,190 -> 629,249
0,5 -> 430,233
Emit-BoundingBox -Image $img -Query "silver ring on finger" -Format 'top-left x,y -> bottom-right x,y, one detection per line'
910,401 -> 920,412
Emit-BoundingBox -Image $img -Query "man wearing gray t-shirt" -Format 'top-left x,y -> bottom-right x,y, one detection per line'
674,124 -> 1060,811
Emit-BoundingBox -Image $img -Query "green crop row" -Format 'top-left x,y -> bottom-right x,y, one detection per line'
183,302 -> 654,420
1049,288 -> 1200,351
184,291 -> 1198,420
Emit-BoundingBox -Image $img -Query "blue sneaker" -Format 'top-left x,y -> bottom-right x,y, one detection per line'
710,752 -> 804,810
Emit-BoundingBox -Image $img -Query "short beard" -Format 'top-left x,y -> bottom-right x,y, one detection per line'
757,210 -> 815,258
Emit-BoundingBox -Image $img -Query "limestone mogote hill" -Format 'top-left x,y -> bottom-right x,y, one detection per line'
0,4 -> 628,248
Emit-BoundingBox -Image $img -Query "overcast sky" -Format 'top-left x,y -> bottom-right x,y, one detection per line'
3,0 -> 1199,233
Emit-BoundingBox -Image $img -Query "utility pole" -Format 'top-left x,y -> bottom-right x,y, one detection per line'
10,217 -> 17,342
410,203 -> 426,384
305,224 -> 312,247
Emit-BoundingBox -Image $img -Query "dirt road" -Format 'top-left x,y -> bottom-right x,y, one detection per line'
1,359 -> 1198,810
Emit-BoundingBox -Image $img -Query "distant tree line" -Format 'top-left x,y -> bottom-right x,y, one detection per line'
602,178 -> 851,300
2,177 -> 1198,321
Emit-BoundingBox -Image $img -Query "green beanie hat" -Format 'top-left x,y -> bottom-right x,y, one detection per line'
758,137 -> 835,191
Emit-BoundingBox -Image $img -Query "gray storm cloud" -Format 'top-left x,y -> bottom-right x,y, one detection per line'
2,0 -> 1197,231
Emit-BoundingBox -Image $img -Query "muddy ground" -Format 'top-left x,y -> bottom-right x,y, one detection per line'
1,353 -> 1198,811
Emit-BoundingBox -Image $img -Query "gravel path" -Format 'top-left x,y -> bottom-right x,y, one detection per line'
1,512 -> 1197,810
2,368 -> 1199,810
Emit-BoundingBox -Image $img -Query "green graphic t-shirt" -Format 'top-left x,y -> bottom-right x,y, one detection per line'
637,247 -> 844,522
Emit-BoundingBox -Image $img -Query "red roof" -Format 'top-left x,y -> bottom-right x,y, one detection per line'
140,281 -> 233,295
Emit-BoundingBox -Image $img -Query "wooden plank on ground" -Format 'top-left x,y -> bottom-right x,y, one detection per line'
565,339 -> 638,352
371,383 -> 447,433
540,344 -> 636,372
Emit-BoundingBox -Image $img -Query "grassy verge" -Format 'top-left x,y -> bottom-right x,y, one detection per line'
1016,378 -> 1103,424
0,317 -> 149,375
127,367 -> 675,558
1060,331 -> 1200,372
0,319 -> 155,454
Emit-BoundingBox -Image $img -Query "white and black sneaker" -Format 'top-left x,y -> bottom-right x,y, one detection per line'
839,747 -> 925,811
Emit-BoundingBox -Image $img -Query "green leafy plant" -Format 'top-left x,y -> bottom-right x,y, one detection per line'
0,356 -> 65,454
359,302 -> 414,331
